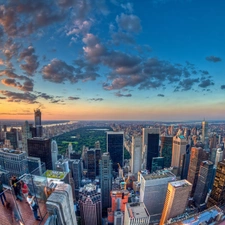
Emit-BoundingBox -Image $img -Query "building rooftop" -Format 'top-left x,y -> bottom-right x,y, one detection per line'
127,202 -> 149,219
0,148 -> 25,155
43,170 -> 67,179
170,180 -> 192,188
141,169 -> 176,180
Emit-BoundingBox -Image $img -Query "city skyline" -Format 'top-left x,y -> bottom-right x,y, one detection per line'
0,0 -> 224,121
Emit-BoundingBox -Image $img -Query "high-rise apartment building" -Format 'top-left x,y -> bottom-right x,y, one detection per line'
187,147 -> 208,196
99,152 -> 112,210
171,135 -> 187,175
193,160 -> 213,208
131,136 -> 142,175
124,202 -> 150,225
34,108 -> 42,137
215,148 -> 223,167
139,170 -> 176,222
207,160 -> 225,207
51,140 -> 58,170
142,128 -> 160,172
160,180 -> 192,225
27,137 -> 52,170
22,121 -> 32,153
79,183 -> 102,225
106,131 -> 124,171
160,136 -> 173,168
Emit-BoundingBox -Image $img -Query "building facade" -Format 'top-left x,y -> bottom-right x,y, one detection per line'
106,131 -> 124,172
131,136 -> 142,175
160,136 -> 173,168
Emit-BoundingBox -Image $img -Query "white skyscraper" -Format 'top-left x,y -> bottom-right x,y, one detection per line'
131,136 -> 142,175
51,140 -> 58,170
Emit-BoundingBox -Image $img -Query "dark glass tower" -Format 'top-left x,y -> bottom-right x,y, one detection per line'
143,128 -> 160,173
87,149 -> 96,180
207,160 -> 225,208
27,137 -> 52,170
160,136 -> 173,168
181,144 -> 191,179
34,108 -> 42,137
106,131 -> 124,172
193,160 -> 213,208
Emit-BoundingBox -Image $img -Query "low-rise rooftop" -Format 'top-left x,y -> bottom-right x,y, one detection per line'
127,202 -> 149,219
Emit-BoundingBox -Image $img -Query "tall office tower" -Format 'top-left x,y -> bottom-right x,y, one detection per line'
51,140 -> 58,170
131,136 -> 142,175
180,145 -> 190,180
99,152 -> 112,210
215,148 -> 223,167
193,160 -> 213,208
6,128 -> 18,149
69,159 -> 82,200
22,121 -> 32,153
151,157 -> 164,172
46,183 -> 77,225
139,170 -> 176,222
160,180 -> 192,225
107,131 -> 124,172
124,202 -> 150,225
34,108 -> 42,137
26,156 -> 43,175
142,128 -> 160,172
171,135 -> 187,175
184,128 -> 191,139
201,119 -> 208,143
210,148 -> 217,164
79,183 -> 102,225
187,147 -> 209,196
95,148 -> 101,176
210,134 -> 218,150
87,149 -> 96,180
160,136 -> 173,168
0,149 -> 28,177
27,137 -> 53,170
108,189 -> 130,224
207,160 -> 225,207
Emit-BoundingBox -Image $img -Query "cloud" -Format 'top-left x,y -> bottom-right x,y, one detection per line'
19,46 -> 39,75
58,0 -> 77,8
111,31 -> 135,45
198,79 -> 214,88
178,78 -> 199,91
157,94 -> 165,97
0,96 -> 6,99
221,85 -> 225,90
88,98 -> 104,101
67,20 -> 92,36
116,13 -> 142,33
68,96 -> 80,100
0,90 -> 38,103
2,39 -> 21,61
114,91 -> 132,97
42,59 -> 77,83
206,55 -> 222,63
121,3 -> 133,13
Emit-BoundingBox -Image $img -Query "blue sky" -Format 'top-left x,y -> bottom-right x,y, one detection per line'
0,0 -> 224,121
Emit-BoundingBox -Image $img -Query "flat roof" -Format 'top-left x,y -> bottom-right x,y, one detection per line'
142,170 -> 175,180
170,180 -> 191,188
127,202 -> 149,219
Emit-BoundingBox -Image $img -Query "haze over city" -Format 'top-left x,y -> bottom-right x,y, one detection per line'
0,0 -> 224,121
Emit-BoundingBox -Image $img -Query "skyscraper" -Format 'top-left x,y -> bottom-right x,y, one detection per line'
202,119 -> 208,143
142,128 -> 160,172
27,137 -> 53,170
187,147 -> 209,196
160,136 -> 173,168
180,145 -> 190,180
6,128 -> 18,149
99,152 -> 112,210
171,135 -> 187,175
124,202 -> 150,225
87,149 -> 97,180
159,180 -> 192,225
79,183 -> 102,225
34,108 -> 42,137
193,160 -> 213,208
131,136 -> 142,175
106,131 -> 124,172
215,148 -> 223,167
207,160 -> 225,208
51,140 -> 58,170
22,121 -> 32,153
139,170 -> 176,222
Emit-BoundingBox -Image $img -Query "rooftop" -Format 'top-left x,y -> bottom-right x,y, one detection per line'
141,170 -> 175,180
43,170 -> 67,179
0,148 -> 25,155
170,180 -> 192,188
127,202 -> 149,219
